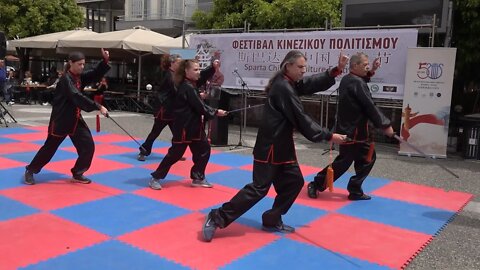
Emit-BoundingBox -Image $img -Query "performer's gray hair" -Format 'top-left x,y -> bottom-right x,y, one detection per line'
349,52 -> 368,69
265,50 -> 306,93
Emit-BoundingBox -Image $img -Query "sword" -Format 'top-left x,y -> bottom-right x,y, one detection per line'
227,104 -> 265,114
106,113 -> 147,153
394,134 -> 459,178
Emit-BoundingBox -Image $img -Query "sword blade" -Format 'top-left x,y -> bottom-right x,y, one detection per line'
394,135 -> 459,178
227,104 -> 264,114
107,114 -> 147,153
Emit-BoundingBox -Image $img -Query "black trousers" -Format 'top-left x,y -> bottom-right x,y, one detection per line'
151,137 -> 211,180
140,117 -> 173,155
313,142 -> 375,196
212,161 -> 304,228
39,89 -> 53,104
27,119 -> 95,176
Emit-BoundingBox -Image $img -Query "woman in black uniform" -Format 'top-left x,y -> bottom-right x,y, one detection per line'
149,59 -> 227,190
24,49 -> 110,185
137,54 -> 182,161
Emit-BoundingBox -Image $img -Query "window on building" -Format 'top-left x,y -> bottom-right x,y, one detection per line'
130,0 -> 144,19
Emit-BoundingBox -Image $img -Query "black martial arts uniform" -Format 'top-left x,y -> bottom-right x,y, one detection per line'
140,70 -> 176,156
26,61 -> 110,178
309,72 -> 391,198
209,68 -> 340,230
151,66 -> 216,181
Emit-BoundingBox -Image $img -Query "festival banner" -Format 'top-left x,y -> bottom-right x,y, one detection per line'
399,47 -> 457,158
189,29 -> 418,99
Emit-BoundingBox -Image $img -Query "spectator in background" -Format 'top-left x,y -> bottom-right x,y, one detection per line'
5,70 -> 17,105
0,60 -> 7,103
42,71 -> 63,106
95,77 -> 109,97
24,70 -> 33,84
206,61 -> 224,99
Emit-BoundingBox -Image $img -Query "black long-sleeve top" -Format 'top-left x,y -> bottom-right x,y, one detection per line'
253,70 -> 338,164
171,66 -> 216,143
48,61 -> 110,136
336,72 -> 391,141
152,70 -> 176,120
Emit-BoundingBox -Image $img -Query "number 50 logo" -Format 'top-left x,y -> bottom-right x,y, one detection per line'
417,62 -> 443,79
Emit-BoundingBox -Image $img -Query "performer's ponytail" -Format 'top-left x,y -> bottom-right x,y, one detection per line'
161,53 -> 181,71
174,59 -> 198,86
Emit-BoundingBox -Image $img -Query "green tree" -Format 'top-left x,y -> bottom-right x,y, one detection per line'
451,0 -> 480,113
192,0 -> 341,30
0,0 -> 83,73
0,0 -> 83,39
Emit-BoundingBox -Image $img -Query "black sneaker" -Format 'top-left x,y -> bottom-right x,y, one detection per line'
307,182 -> 318,198
202,211 -> 218,242
262,221 -> 295,233
348,193 -> 372,201
71,174 -> 92,184
24,170 -> 35,185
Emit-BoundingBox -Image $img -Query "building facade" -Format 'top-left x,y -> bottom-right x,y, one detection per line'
76,0 -> 213,36
76,0 -> 125,32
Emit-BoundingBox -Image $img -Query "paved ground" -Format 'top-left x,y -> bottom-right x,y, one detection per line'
2,103 -> 479,270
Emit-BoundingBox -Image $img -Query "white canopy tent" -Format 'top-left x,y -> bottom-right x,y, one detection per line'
56,27 -> 173,97
152,34 -> 193,54
8,28 -> 99,59
9,28 -> 98,49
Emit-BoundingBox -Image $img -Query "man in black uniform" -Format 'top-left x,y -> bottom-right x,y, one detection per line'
307,52 -> 394,201
149,59 -> 227,190
24,49 -> 110,185
137,54 -> 183,162
201,50 -> 348,242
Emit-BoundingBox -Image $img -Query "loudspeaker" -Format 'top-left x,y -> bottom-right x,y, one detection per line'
0,31 -> 6,59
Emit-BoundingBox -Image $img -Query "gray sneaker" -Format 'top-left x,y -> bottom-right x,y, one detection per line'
71,174 -> 92,184
149,178 -> 162,190
24,170 -> 35,185
191,179 -> 213,188
202,211 -> 218,242
137,154 -> 146,161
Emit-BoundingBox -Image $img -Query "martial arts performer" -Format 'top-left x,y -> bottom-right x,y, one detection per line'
24,49 -> 110,185
149,59 -> 227,190
307,52 -> 394,201
137,54 -> 185,162
202,50 -> 348,242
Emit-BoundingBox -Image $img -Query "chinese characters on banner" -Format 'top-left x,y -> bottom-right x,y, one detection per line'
189,29 -> 418,99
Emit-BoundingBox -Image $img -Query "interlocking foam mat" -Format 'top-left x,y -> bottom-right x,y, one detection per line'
0,126 -> 473,270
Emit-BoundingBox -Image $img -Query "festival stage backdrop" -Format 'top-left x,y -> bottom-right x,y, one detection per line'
190,29 -> 418,99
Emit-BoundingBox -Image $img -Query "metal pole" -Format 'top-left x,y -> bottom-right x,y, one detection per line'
182,0 -> 186,49
137,55 -> 141,102
431,14 -> 437,47
320,95 -> 324,127
444,1 -> 453,47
